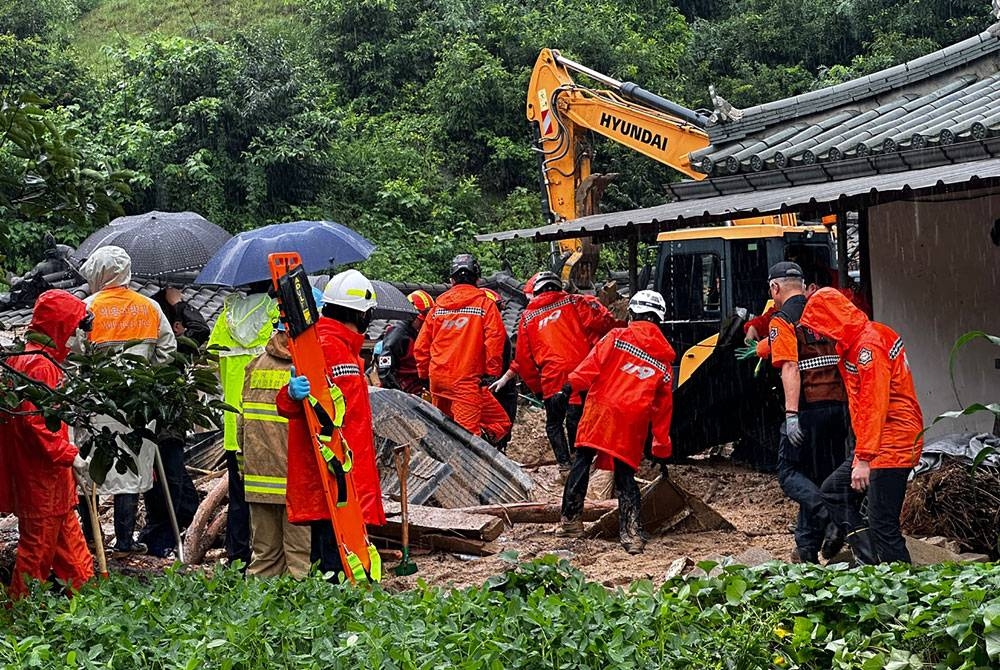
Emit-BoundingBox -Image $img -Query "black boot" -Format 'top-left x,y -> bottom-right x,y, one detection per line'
846,527 -> 877,566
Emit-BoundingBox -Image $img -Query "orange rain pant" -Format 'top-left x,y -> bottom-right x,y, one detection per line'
9,512 -> 94,599
432,380 -> 511,443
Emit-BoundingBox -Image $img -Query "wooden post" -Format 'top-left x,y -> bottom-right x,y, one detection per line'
857,205 -> 873,316
628,229 -> 639,295
835,208 -> 850,290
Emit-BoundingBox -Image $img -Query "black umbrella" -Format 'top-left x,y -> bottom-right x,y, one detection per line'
310,276 -> 417,321
73,211 -> 232,281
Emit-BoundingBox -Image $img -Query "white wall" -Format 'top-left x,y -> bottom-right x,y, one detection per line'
868,191 -> 1000,438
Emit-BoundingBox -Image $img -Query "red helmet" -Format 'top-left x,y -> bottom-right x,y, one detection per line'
407,289 -> 435,314
523,272 -> 540,300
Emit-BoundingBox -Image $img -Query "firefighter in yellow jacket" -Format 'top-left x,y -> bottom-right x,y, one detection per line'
237,321 -> 311,578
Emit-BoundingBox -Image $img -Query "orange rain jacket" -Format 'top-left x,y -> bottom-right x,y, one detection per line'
800,288 -> 923,469
0,290 -> 87,519
276,318 -> 385,527
514,291 -> 618,400
413,284 -> 506,395
566,320 -> 676,471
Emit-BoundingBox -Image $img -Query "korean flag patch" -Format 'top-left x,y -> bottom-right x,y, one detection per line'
858,348 -> 873,367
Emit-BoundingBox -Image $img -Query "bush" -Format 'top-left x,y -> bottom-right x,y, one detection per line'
2,557 -> 998,668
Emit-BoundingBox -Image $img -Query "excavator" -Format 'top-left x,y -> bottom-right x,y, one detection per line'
526,49 -> 836,466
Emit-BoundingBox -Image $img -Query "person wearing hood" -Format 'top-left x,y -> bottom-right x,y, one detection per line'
238,316 -> 311,578
800,287 -> 924,564
413,254 -> 511,445
208,281 -> 279,569
555,290 -> 676,554
763,262 -> 848,564
277,270 -> 386,575
76,246 -> 177,557
0,290 -> 95,599
501,271 -> 618,470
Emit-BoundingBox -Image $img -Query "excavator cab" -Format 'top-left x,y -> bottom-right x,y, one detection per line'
656,223 -> 834,468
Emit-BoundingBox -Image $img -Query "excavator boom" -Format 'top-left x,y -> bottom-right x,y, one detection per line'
527,48 -> 709,284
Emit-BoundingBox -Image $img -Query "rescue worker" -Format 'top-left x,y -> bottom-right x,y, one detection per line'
764,262 -> 849,563
482,287 -> 517,452
0,290 -> 95,598
801,287 -> 924,564
555,290 -> 675,554
208,282 -> 278,569
238,319 -> 310,578
277,270 -> 386,574
413,254 -> 511,444
76,246 -> 177,557
141,285 -> 207,557
498,272 -> 617,469
374,290 -> 434,395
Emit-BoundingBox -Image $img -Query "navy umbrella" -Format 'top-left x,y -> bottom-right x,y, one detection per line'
195,221 -> 375,288
72,211 -> 231,281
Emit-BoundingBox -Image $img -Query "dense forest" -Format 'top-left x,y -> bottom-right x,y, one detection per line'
0,0 -> 993,281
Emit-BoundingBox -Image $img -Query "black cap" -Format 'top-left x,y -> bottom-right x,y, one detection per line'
768,261 -> 804,281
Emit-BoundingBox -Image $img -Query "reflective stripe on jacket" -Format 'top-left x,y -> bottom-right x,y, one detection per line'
238,334 -> 293,505
800,288 -> 924,468
514,291 -> 618,399
568,321 -> 676,471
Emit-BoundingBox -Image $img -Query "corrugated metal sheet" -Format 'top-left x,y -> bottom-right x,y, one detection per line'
477,156 -> 1000,243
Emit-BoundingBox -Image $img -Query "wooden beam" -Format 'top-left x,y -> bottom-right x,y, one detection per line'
382,501 -> 505,542
452,500 -> 619,524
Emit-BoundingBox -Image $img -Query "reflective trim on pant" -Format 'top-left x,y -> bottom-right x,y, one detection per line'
11,511 -> 94,599
248,503 -> 311,579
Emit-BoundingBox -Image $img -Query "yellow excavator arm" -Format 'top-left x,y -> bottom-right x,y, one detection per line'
527,48 -> 709,284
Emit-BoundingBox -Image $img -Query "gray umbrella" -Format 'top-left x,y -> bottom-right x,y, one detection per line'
73,211 -> 232,281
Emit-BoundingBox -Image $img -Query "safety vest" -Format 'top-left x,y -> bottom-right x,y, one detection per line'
88,287 -> 161,347
239,350 -> 292,504
209,294 -> 278,452
777,295 -> 847,405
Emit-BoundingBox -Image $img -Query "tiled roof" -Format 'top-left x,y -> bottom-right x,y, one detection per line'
0,281 -> 238,332
692,23 -> 1000,177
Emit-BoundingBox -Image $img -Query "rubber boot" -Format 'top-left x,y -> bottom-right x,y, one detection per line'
846,527 -> 877,566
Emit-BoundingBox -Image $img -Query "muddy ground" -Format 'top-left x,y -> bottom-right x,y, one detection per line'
1,406 -> 798,589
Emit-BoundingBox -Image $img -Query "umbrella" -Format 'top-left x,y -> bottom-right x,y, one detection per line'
73,211 -> 231,281
311,276 -> 417,321
195,221 -> 375,288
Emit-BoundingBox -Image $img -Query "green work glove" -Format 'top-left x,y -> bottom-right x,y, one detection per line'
735,340 -> 758,360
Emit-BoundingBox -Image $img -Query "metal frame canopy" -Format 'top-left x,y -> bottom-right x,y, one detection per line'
476,155 -> 1000,245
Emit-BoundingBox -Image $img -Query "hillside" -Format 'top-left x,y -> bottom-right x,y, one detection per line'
70,0 -> 301,67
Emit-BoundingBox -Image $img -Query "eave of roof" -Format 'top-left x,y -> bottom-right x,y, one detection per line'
477,154 -> 1000,244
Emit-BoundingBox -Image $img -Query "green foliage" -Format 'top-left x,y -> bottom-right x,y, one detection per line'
0,340 -> 229,484
2,558 -> 999,668
0,92 -> 131,273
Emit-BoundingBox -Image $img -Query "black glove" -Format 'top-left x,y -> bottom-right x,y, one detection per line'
549,383 -> 572,410
480,374 -> 499,388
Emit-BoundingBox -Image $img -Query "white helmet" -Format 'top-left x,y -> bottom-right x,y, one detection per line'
321,269 -> 377,312
628,290 -> 666,322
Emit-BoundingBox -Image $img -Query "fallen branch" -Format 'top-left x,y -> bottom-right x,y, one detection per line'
183,477 -> 228,564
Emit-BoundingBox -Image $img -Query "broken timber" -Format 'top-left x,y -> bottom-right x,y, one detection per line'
452,500 -> 619,524
586,475 -> 733,539
373,501 -> 505,555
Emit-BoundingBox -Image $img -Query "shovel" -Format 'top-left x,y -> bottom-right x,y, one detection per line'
392,443 -> 417,576
374,411 -> 427,577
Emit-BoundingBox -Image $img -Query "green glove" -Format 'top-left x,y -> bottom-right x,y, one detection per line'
736,340 -> 758,360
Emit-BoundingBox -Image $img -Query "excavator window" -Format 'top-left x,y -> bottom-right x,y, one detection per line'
662,252 -> 721,322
